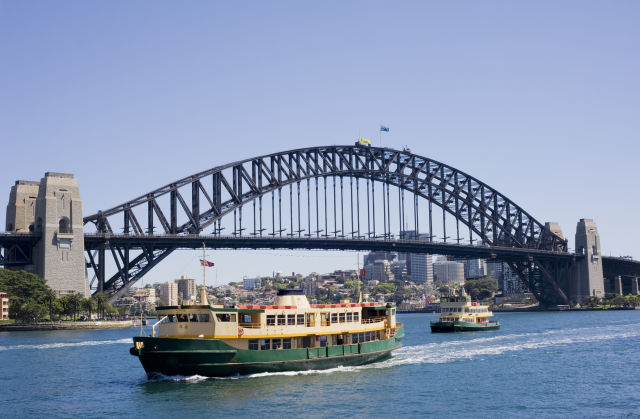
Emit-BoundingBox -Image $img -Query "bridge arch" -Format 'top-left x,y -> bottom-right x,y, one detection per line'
83,145 -> 566,297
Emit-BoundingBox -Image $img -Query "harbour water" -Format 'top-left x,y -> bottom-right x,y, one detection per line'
1,310 -> 640,418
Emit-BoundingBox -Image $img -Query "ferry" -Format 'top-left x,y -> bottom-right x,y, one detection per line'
430,293 -> 499,332
130,289 -> 404,377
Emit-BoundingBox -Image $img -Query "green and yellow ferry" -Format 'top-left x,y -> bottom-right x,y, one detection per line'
130,289 -> 403,377
430,294 -> 499,333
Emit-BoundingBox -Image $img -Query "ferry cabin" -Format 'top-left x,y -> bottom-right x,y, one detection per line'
152,290 -> 398,351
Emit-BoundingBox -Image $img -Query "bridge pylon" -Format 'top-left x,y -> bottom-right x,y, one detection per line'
569,219 -> 605,302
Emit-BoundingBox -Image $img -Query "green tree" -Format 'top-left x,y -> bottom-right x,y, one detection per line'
464,278 -> 499,301
0,269 -> 53,322
93,292 -> 108,319
373,283 -> 396,295
14,298 -> 47,323
44,288 -> 58,321
82,298 -> 95,320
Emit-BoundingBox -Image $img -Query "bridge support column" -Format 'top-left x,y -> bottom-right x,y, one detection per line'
33,173 -> 89,297
632,276 -> 639,295
614,275 -> 623,296
569,219 -> 605,302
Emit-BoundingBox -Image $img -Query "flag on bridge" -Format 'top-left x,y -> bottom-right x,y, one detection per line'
200,259 -> 214,267
380,125 -> 390,132
359,138 -> 371,145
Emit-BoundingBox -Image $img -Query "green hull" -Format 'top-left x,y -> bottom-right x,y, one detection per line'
430,321 -> 499,333
130,325 -> 404,377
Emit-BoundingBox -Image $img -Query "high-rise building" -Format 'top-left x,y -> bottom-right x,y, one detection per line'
175,276 -> 197,302
466,259 -> 487,279
155,282 -> 178,306
243,278 -> 261,290
399,230 -> 433,284
433,261 -> 465,285
372,260 -> 395,282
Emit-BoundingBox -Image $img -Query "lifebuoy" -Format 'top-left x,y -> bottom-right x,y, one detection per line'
238,326 -> 244,336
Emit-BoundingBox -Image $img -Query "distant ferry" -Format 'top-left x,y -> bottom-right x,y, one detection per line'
130,289 -> 404,377
430,294 -> 499,332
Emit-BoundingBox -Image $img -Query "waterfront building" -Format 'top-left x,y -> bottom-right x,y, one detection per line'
243,277 -> 261,290
175,276 -> 197,302
155,282 -> 178,306
1,292 -> 8,320
433,261 -> 465,285
503,264 -> 526,295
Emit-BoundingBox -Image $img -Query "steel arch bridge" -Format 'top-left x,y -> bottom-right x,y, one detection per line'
83,144 -> 569,303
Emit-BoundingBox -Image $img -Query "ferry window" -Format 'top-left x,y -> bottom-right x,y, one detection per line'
391,309 -> 396,315
319,335 -> 327,347
216,313 -> 234,322
277,315 -> 286,325
242,314 -> 252,323
321,312 -> 330,326
266,315 -> 275,325
248,340 -> 258,350
354,312 -> 359,321
331,313 -> 338,323
189,313 -> 198,322
358,332 -> 364,342
287,314 -> 295,325
297,314 -> 304,325
339,313 -> 346,323
283,338 -> 291,349
260,339 -> 270,350
168,315 -> 177,323
177,314 -> 188,322
272,339 -> 282,349
198,314 -> 210,322
346,312 -> 353,322
306,313 -> 315,327
352,334 -> 358,344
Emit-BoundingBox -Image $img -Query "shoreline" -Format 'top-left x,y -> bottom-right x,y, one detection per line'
0,320 -> 134,332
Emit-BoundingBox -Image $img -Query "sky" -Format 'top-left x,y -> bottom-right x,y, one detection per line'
1,1 -> 639,287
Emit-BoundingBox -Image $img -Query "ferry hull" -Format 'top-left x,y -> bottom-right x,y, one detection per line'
131,326 -> 403,377
430,321 -> 499,333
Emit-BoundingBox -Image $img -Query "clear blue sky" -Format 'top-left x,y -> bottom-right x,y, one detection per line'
1,1 -> 638,286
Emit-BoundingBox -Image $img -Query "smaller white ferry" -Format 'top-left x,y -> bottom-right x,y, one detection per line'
430,293 -> 499,332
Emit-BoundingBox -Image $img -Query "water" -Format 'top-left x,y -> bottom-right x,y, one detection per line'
1,311 -> 640,418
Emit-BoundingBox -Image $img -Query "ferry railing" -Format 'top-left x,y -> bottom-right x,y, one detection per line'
151,316 -> 167,337
239,322 -> 263,329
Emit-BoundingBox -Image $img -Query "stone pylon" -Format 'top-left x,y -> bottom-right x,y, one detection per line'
570,219 -> 605,302
31,173 -> 89,297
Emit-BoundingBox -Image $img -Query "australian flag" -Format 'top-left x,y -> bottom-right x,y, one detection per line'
380,125 -> 390,132
200,259 -> 214,267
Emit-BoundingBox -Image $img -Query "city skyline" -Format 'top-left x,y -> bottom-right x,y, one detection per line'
2,1 -> 638,286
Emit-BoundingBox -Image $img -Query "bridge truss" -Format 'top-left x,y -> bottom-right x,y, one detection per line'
83,144 -> 569,302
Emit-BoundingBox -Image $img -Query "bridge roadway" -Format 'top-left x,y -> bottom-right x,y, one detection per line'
82,233 -> 577,263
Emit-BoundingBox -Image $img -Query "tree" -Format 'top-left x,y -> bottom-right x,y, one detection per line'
14,299 -> 47,323
93,292 -> 108,320
0,269 -> 53,322
82,298 -> 95,320
44,288 -> 58,321
464,278 -> 499,301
